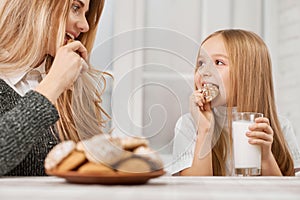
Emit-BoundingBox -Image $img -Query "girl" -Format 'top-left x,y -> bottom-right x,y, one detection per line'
0,0 -> 109,176
172,29 -> 300,176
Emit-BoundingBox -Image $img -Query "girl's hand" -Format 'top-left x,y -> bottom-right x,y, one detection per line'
189,89 -> 214,134
247,117 -> 274,159
35,41 -> 88,103
186,89 -> 215,173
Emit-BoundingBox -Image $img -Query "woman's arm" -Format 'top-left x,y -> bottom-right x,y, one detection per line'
0,89 -> 59,176
0,41 -> 88,175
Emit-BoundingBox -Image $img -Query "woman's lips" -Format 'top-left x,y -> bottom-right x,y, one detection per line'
64,33 -> 75,45
66,32 -> 76,40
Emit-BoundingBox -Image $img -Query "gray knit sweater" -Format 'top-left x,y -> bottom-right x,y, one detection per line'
0,79 -> 59,176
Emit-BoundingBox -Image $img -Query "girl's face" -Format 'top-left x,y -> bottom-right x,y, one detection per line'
195,34 -> 230,107
65,0 -> 90,43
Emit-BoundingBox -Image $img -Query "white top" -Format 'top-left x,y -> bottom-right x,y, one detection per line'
171,110 -> 300,175
0,62 -> 45,96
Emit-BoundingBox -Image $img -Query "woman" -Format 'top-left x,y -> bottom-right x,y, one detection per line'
0,0 -> 109,176
172,29 -> 300,176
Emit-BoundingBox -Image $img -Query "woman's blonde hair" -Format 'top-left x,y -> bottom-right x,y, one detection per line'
198,29 -> 294,176
0,0 -> 68,74
0,0 -> 110,142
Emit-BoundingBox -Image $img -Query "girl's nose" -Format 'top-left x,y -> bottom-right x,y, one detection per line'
197,66 -> 212,78
202,71 -> 212,77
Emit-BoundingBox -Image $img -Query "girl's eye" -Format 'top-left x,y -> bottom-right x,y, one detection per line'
199,61 -> 203,67
196,60 -> 206,73
198,60 -> 206,68
215,60 -> 225,66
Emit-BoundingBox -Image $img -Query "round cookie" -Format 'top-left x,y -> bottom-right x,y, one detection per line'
121,137 -> 149,151
56,151 -> 86,172
115,157 -> 152,173
78,162 -> 116,174
82,134 -> 131,166
133,146 -> 164,170
76,141 -> 85,152
44,140 -> 76,171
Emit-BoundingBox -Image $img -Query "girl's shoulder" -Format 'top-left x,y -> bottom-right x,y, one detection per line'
174,113 -> 197,139
175,113 -> 195,129
277,114 -> 295,137
277,115 -> 300,168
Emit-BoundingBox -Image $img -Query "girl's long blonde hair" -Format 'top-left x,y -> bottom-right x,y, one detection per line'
199,29 -> 294,176
0,0 -> 110,142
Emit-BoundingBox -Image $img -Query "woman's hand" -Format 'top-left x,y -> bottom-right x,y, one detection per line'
35,41 -> 88,104
247,117 -> 274,159
50,40 -> 88,88
189,89 -> 214,135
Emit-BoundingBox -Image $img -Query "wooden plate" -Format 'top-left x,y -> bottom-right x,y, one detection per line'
46,170 -> 165,185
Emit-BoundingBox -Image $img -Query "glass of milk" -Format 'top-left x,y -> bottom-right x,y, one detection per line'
232,112 -> 263,176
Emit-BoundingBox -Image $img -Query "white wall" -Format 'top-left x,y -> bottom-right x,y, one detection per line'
90,0 -> 115,132
275,0 -> 300,144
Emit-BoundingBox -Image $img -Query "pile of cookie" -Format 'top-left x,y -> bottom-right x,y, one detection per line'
44,134 -> 164,174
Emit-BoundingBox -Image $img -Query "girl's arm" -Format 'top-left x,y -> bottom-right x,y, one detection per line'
247,117 -> 282,176
261,153 -> 282,176
180,128 -> 213,176
180,91 -> 214,176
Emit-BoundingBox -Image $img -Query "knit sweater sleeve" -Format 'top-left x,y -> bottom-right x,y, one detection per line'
0,89 -> 59,176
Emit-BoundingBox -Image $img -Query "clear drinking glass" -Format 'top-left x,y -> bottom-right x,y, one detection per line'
232,112 -> 263,176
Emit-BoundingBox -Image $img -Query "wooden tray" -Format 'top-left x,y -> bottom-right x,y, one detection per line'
46,170 -> 165,185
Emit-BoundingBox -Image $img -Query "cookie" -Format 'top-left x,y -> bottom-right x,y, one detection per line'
133,146 -> 164,171
44,140 -> 76,170
82,134 -> 131,166
56,150 -> 86,172
76,141 -> 85,152
121,137 -> 149,151
78,162 -> 116,174
114,157 -> 152,173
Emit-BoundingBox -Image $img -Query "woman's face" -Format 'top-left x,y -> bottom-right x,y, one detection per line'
195,34 -> 230,107
65,0 -> 90,43
49,0 -> 90,55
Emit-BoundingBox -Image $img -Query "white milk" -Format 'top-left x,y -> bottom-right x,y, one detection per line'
232,120 -> 261,169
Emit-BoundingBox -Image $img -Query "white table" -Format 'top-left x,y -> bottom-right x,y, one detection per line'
1,176 -> 300,200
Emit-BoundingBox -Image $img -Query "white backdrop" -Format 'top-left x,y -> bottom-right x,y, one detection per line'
90,0 -> 300,164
